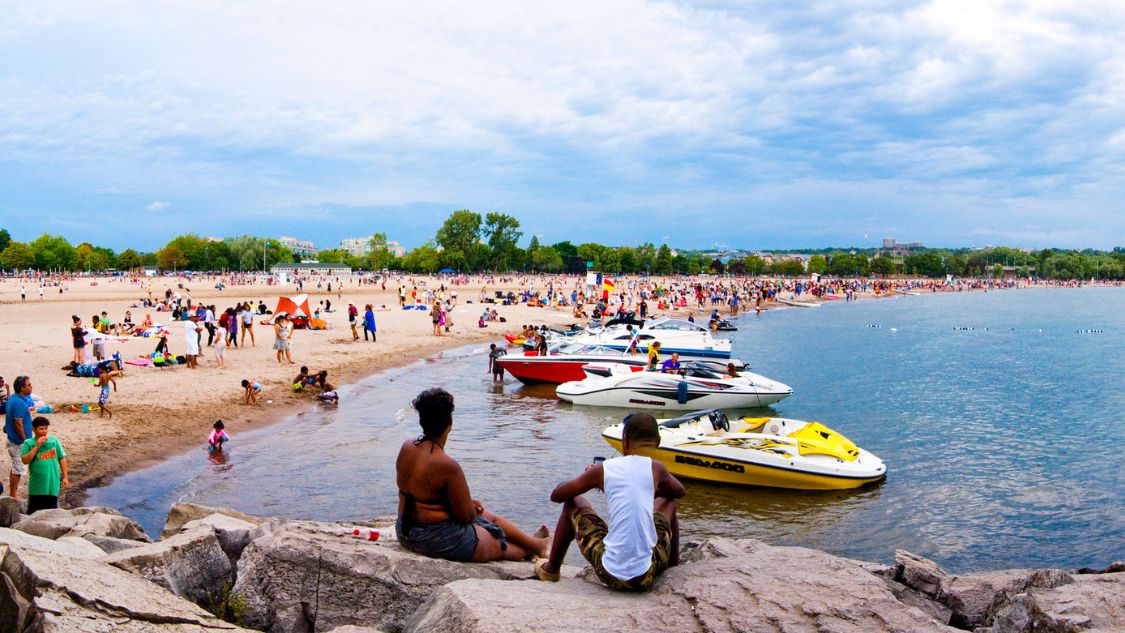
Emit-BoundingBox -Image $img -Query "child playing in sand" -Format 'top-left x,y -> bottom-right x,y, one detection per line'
208,420 -> 229,454
97,373 -> 116,418
241,379 -> 262,404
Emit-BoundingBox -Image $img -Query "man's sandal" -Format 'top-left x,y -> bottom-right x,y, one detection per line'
534,558 -> 560,582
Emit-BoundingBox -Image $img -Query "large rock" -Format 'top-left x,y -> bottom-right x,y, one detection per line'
232,519 -> 575,633
0,527 -> 106,559
0,496 -> 21,527
407,538 -> 957,633
163,503 -> 263,540
992,572 -> 1125,633
82,532 -> 148,554
896,549 -> 950,598
0,543 -> 250,632
181,513 -> 264,565
11,506 -> 150,542
100,525 -> 233,607
939,567 -> 1073,629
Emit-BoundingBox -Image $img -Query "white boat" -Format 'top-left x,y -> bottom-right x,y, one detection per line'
777,298 -> 820,308
556,361 -> 791,410
549,317 -> 732,360
601,408 -> 886,490
896,289 -> 920,296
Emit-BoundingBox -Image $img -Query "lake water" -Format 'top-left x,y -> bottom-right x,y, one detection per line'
87,287 -> 1124,572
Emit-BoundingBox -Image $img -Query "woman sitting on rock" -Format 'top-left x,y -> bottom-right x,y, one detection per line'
396,387 -> 549,562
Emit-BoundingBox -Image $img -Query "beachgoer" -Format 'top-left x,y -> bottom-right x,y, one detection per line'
212,324 -> 226,369
70,315 -> 86,366
208,420 -> 229,454
348,303 -> 360,341
241,379 -> 262,405
183,314 -> 202,368
535,413 -> 683,589
488,344 -> 506,381
0,376 -> 9,412
20,417 -> 68,514
646,342 -> 662,371
5,376 -> 34,499
431,302 -> 442,336
273,314 -> 293,364
97,372 -> 115,418
660,352 -> 682,374
240,303 -> 255,347
395,388 -> 549,562
364,304 -> 377,342
91,315 -> 106,361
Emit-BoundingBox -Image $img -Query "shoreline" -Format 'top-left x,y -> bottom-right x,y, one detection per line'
1,274 -> 1115,508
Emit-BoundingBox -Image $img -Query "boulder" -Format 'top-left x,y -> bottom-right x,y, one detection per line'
939,567 -> 1073,629
180,513 -> 264,565
162,502 -> 263,540
0,527 -> 106,559
0,543 -> 250,632
11,506 -> 150,542
231,519 -> 577,633
992,572 -> 1125,633
0,496 -> 21,527
327,627 -> 389,633
895,549 -> 950,598
100,525 -> 233,606
82,532 -> 148,554
407,538 -> 957,633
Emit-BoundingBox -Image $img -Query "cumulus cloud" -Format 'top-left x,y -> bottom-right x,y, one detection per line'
0,1 -> 1123,248
145,201 -> 170,212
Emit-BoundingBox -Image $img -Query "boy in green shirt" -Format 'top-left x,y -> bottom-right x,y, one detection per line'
21,417 -> 68,514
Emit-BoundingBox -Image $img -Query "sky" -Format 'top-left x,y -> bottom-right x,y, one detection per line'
1,1 -> 1124,252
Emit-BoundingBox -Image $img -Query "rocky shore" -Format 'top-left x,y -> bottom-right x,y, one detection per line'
1,500 -> 1120,632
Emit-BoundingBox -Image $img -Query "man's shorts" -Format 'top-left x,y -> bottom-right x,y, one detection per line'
569,505 -> 673,591
7,442 -> 26,476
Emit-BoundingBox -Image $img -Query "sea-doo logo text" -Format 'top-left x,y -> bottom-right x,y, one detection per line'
628,399 -> 665,406
675,455 -> 745,473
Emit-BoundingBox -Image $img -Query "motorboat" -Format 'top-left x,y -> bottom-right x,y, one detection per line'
601,408 -> 886,490
556,361 -> 791,410
776,298 -> 820,308
549,317 -> 733,360
497,343 -> 747,385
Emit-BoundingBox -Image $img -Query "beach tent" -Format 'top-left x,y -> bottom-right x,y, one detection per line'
274,294 -> 311,318
439,268 -> 456,274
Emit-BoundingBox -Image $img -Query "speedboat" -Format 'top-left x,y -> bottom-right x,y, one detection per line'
498,343 -> 747,385
556,362 -> 791,410
601,409 -> 886,490
550,317 -> 733,360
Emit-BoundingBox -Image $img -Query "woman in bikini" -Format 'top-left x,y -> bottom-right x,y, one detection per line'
395,388 -> 549,562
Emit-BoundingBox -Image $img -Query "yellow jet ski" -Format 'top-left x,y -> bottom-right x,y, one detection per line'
601,408 -> 886,490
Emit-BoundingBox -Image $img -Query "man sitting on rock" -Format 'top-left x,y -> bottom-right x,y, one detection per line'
535,412 -> 683,591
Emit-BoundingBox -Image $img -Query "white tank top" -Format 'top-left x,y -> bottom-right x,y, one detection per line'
601,455 -> 656,580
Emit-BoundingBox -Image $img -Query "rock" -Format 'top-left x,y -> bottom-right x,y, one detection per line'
0,527 -> 106,559
0,543 -> 250,632
939,568 -> 1073,629
100,525 -> 233,606
162,502 -> 263,540
407,538 -> 957,633
0,497 -> 21,527
232,519 -> 575,633
181,513 -> 263,564
883,576 -> 954,624
327,627 -> 389,633
11,506 -> 150,542
896,549 -> 950,598
82,532 -> 148,554
992,572 -> 1125,633
1076,560 -> 1125,575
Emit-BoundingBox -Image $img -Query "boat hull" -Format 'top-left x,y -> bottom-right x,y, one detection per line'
496,355 -> 645,385
558,384 -> 788,410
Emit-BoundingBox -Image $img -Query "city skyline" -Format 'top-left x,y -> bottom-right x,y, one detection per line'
2,2 -> 1124,251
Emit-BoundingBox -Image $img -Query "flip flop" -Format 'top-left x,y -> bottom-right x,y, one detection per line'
534,558 -> 560,582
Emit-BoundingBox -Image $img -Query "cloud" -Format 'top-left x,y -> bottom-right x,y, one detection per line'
1,1 -> 1124,249
145,201 -> 170,212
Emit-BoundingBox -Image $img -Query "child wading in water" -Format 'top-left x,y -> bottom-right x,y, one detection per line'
241,379 -> 262,404
208,420 -> 229,454
97,372 -> 116,418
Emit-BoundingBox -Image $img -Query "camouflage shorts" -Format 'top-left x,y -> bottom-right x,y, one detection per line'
570,505 -> 673,591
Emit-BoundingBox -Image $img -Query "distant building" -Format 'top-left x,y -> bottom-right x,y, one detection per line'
278,236 -> 319,260
883,237 -> 896,248
270,262 -> 352,276
340,237 -> 406,258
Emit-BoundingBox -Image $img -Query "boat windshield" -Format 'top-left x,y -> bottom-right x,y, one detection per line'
647,318 -> 707,332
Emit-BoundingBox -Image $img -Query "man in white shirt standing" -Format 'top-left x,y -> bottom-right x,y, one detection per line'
535,413 -> 683,590
183,314 -> 201,369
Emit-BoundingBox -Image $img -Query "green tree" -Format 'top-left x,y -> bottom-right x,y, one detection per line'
743,255 -> 767,275
944,254 -> 967,276
483,212 -> 522,271
618,247 -> 638,273
771,259 -> 807,276
367,233 -> 395,271
402,242 -> 441,273
0,242 -> 36,270
157,244 -> 185,270
807,255 -> 828,274
435,210 -> 483,271
576,243 -> 604,270
116,249 -> 142,271
317,249 -> 348,264
636,242 -> 656,273
655,244 -> 674,275
0,228 -> 10,252
29,234 -> 77,271
86,251 -> 112,271
870,254 -> 896,276
992,263 -> 1004,277
531,245 -> 564,272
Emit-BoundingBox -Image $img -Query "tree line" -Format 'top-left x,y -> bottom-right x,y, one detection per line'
1,217 -> 1123,280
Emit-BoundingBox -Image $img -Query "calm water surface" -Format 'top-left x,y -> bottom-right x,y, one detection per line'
89,287 -> 1124,572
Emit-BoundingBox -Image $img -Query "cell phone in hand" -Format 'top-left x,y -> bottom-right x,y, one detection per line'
592,456 -> 606,465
